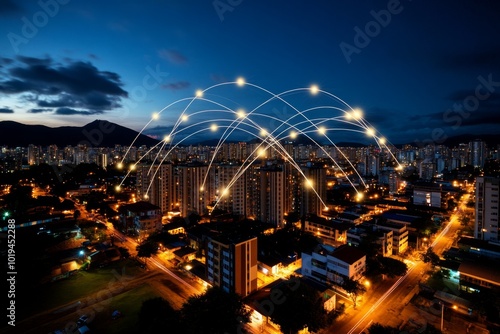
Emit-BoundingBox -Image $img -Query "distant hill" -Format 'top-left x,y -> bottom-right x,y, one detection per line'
1,120 -> 497,148
401,134 -> 500,148
0,120 -> 159,147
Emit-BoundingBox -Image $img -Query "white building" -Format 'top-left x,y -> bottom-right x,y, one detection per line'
475,177 -> 500,242
302,244 -> 366,285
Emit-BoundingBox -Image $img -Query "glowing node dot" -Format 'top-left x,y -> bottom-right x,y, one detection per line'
144,194 -> 149,200
324,206 -> 329,211
310,84 -> 319,95
222,188 -> 229,196
115,185 -> 121,191
352,108 -> 363,120
318,126 -> 326,135
236,77 -> 245,87
290,130 -> 297,139
210,124 -> 218,132
130,164 -> 136,171
258,148 -> 266,157
260,128 -> 268,137
200,186 -> 204,191
237,109 -> 246,118
164,135 -> 171,143
195,89 -> 203,97
117,162 -> 123,169
345,112 -> 353,120
379,137 -> 386,145
356,193 -> 364,201
366,128 -> 375,137
306,179 -> 313,188
182,114 -> 189,122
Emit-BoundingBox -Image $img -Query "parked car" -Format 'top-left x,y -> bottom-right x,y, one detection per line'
77,315 -> 89,327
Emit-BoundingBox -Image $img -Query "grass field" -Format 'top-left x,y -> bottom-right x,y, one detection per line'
88,284 -> 160,334
20,258 -> 145,320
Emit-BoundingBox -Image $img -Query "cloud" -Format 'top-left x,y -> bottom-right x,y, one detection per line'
0,107 -> 14,114
210,74 -> 228,83
0,56 -> 127,115
158,49 -> 188,65
28,108 -> 52,113
17,55 -> 52,66
162,81 -> 190,90
0,0 -> 22,15
55,107 -> 104,116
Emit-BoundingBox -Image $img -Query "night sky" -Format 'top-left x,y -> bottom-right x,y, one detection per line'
0,0 -> 499,145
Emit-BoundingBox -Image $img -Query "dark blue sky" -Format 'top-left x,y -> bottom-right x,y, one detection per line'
0,0 -> 499,145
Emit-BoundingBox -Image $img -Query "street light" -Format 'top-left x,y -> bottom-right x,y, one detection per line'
440,302 -> 444,332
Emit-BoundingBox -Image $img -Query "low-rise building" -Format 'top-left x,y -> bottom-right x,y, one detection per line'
302,244 -> 366,285
121,201 -> 162,240
304,217 -> 353,246
376,221 -> 408,255
347,224 -> 393,257
458,260 -> 500,294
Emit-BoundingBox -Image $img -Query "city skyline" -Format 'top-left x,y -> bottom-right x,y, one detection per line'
0,0 -> 499,146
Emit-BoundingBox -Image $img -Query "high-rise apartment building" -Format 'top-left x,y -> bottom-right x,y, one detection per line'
469,139 -> 487,169
215,163 -> 247,216
300,162 -> 327,217
177,162 -> 214,216
475,176 -> 500,242
206,235 -> 258,297
136,163 -> 178,214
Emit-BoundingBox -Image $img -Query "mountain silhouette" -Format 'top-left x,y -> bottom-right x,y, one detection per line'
0,120 -> 159,147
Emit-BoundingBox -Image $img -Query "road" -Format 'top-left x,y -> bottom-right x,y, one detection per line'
321,194 -> 469,334
7,203 -> 207,334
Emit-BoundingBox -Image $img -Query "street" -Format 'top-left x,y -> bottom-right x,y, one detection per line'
321,193 -> 471,334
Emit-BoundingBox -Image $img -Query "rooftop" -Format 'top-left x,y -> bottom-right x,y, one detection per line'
122,201 -> 160,213
459,260 -> 500,285
330,244 -> 366,265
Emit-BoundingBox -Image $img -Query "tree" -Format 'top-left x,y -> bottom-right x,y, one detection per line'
180,286 -> 251,334
269,277 -> 329,334
137,297 -> 182,333
379,257 -> 408,277
342,277 -> 366,309
136,240 -> 158,258
369,322 -> 442,334
421,247 -> 440,267
368,323 -> 399,334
